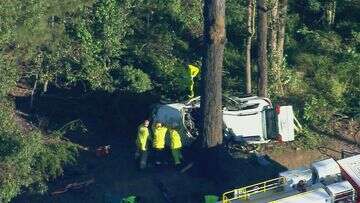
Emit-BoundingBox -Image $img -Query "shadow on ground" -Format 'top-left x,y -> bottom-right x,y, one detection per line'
12,88 -> 287,203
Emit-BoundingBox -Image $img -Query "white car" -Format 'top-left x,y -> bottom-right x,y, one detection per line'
150,96 -> 296,146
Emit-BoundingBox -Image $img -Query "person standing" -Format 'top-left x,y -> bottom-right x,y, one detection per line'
152,122 -> 168,165
188,64 -> 200,98
136,120 -> 150,169
169,127 -> 183,166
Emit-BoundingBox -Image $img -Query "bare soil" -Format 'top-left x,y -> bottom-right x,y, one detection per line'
14,136 -> 359,203
266,138 -> 360,169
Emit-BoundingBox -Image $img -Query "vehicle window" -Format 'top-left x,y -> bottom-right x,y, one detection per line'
241,104 -> 260,110
223,97 -> 241,111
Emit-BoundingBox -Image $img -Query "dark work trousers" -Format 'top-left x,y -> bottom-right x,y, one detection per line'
138,150 -> 148,169
153,148 -> 166,164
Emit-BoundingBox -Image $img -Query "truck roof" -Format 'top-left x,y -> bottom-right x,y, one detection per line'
337,154 -> 360,187
326,181 -> 354,196
269,188 -> 330,203
311,158 -> 341,182
227,183 -> 324,203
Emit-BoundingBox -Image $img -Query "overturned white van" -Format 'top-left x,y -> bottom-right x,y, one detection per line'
150,96 -> 298,146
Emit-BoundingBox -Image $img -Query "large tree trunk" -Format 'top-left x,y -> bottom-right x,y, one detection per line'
257,0 -> 268,97
269,0 -> 284,95
201,0 -> 226,148
277,0 -> 287,65
245,0 -> 256,95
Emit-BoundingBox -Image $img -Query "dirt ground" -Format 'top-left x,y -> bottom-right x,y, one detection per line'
13,134 -> 286,203
13,136 -> 359,203
10,88 -> 360,203
266,138 -> 360,169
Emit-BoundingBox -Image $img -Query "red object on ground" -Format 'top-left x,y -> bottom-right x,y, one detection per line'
96,145 -> 111,157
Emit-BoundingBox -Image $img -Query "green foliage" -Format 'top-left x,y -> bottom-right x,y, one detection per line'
150,56 -> 191,100
0,100 -> 78,202
295,128 -> 323,149
166,0 -> 203,35
223,46 -> 244,95
0,56 -> 18,97
306,0 -> 322,12
226,0 -> 247,44
63,0 -> 134,91
304,96 -> 336,127
0,0 -> 359,199
297,28 -> 342,53
118,66 -> 152,93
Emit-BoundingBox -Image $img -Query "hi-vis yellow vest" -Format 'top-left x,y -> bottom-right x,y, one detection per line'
137,124 -> 149,151
169,129 -> 182,149
188,65 -> 200,78
153,126 -> 168,149
188,65 -> 200,98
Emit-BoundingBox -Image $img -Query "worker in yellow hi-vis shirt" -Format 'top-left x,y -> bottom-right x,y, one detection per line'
152,122 -> 168,165
135,120 -> 150,169
188,64 -> 200,98
169,127 -> 183,166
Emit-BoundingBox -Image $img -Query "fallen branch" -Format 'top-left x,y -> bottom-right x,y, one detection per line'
15,110 -> 30,117
51,178 -> 95,195
180,162 -> 194,173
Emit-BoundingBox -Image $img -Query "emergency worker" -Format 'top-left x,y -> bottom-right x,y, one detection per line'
169,127 -> 183,166
152,122 -> 168,165
188,64 -> 200,98
136,120 -> 150,169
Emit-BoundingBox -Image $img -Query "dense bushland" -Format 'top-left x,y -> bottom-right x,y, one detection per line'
0,0 -> 359,201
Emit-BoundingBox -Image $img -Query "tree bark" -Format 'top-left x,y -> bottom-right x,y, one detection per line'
245,0 -> 255,95
269,0 -> 278,59
257,0 -> 268,97
201,0 -> 226,148
269,0 -> 284,95
277,0 -> 287,66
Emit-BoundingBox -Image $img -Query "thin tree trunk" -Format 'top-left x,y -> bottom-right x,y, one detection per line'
201,0 -> 226,148
30,75 -> 38,109
269,0 -> 278,65
257,0 -> 268,97
245,0 -> 255,95
324,0 -> 336,26
277,0 -> 287,65
43,80 -> 49,93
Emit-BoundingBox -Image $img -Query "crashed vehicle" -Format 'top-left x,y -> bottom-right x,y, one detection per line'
150,96 -> 297,147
